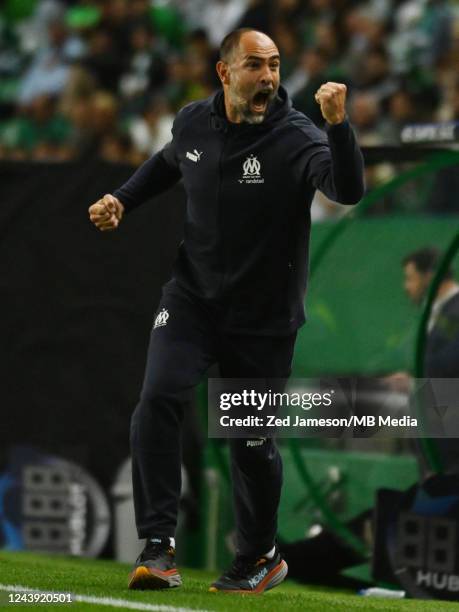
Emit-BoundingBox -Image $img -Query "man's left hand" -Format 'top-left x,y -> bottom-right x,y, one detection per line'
315,82 -> 347,125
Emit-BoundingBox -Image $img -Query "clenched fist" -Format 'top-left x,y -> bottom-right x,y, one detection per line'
315,82 -> 347,125
88,194 -> 124,232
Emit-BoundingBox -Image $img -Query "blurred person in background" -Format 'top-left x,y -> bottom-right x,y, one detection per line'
17,18 -> 83,107
128,95 -> 175,158
198,0 -> 250,48
282,245 -> 459,587
287,47 -> 339,128
63,93 -> 94,157
276,0 -> 308,30
63,90 -> 124,160
162,53 -> 192,111
388,0 -> 453,74
25,93 -> 72,160
427,78 -> 459,215
83,26 -> 125,92
388,247 -> 459,385
270,21 -> 300,81
341,6 -> 388,75
183,28 -> 220,90
163,51 -> 213,111
379,87 -> 419,144
88,27 -> 364,594
352,46 -> 397,101
386,247 -> 459,473
98,0 -> 132,59
100,131 -> 142,165
118,21 -> 167,116
348,92 -> 384,146
86,90 -> 119,156
236,0 -> 272,35
0,93 -> 71,160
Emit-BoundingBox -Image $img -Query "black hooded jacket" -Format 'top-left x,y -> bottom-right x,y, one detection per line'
425,291 -> 459,377
113,86 -> 365,335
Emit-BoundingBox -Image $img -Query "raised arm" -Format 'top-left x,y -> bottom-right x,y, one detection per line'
294,82 -> 365,206
112,139 -> 181,212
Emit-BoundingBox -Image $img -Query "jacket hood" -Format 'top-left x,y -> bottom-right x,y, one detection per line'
209,85 -> 291,132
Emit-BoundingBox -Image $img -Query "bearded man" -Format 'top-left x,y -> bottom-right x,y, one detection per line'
88,28 -> 365,594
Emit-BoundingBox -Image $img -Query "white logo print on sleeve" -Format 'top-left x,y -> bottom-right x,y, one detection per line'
154,308 -> 169,329
186,149 -> 203,162
239,155 -> 264,184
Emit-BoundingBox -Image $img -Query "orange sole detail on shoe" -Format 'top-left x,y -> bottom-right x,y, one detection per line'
208,560 -> 288,595
128,565 -> 182,590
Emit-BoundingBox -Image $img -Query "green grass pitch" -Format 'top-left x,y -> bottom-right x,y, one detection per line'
0,551 -> 458,611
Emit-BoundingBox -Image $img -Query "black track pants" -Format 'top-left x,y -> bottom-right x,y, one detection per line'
130,284 -> 296,556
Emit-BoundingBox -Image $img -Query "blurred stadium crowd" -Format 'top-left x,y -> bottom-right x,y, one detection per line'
0,0 -> 458,167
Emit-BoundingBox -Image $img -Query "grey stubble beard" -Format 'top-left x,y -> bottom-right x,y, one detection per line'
227,70 -> 276,125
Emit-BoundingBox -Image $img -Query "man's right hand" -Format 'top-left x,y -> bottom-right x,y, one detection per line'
88,194 -> 124,232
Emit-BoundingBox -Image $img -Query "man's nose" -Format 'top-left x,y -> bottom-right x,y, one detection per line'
259,65 -> 273,86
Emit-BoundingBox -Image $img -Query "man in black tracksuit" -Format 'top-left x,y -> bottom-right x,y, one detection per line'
89,28 -> 364,594
387,247 -> 459,472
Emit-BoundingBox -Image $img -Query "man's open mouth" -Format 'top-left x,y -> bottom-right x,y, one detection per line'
251,91 -> 271,113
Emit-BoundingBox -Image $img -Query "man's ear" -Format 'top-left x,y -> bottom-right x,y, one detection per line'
216,60 -> 230,86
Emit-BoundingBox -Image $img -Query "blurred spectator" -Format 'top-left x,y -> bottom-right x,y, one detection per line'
18,18 -> 84,106
427,78 -> 459,215
61,90 -> 130,161
271,21 -> 300,80
163,52 -> 212,112
341,6 -> 388,74
128,95 -> 174,157
276,0 -> 307,28
0,93 -> 71,159
197,0 -> 249,48
99,0 -> 132,56
352,46 -> 397,100
287,47 -> 340,128
83,26 -> 124,92
379,88 -> 419,144
388,0 -> 453,73
118,22 -> 167,115
100,131 -> 142,165
63,93 -> 93,156
237,0 -> 272,35
348,92 -> 384,146
184,29 -> 220,90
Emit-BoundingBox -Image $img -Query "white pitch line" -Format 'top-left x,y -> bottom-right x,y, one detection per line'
0,584 -> 211,612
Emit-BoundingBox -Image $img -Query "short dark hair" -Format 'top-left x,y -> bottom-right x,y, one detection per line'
403,247 -> 453,279
219,28 -> 267,62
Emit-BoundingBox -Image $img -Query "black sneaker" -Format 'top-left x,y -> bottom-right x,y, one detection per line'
209,548 -> 288,594
128,539 -> 182,590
